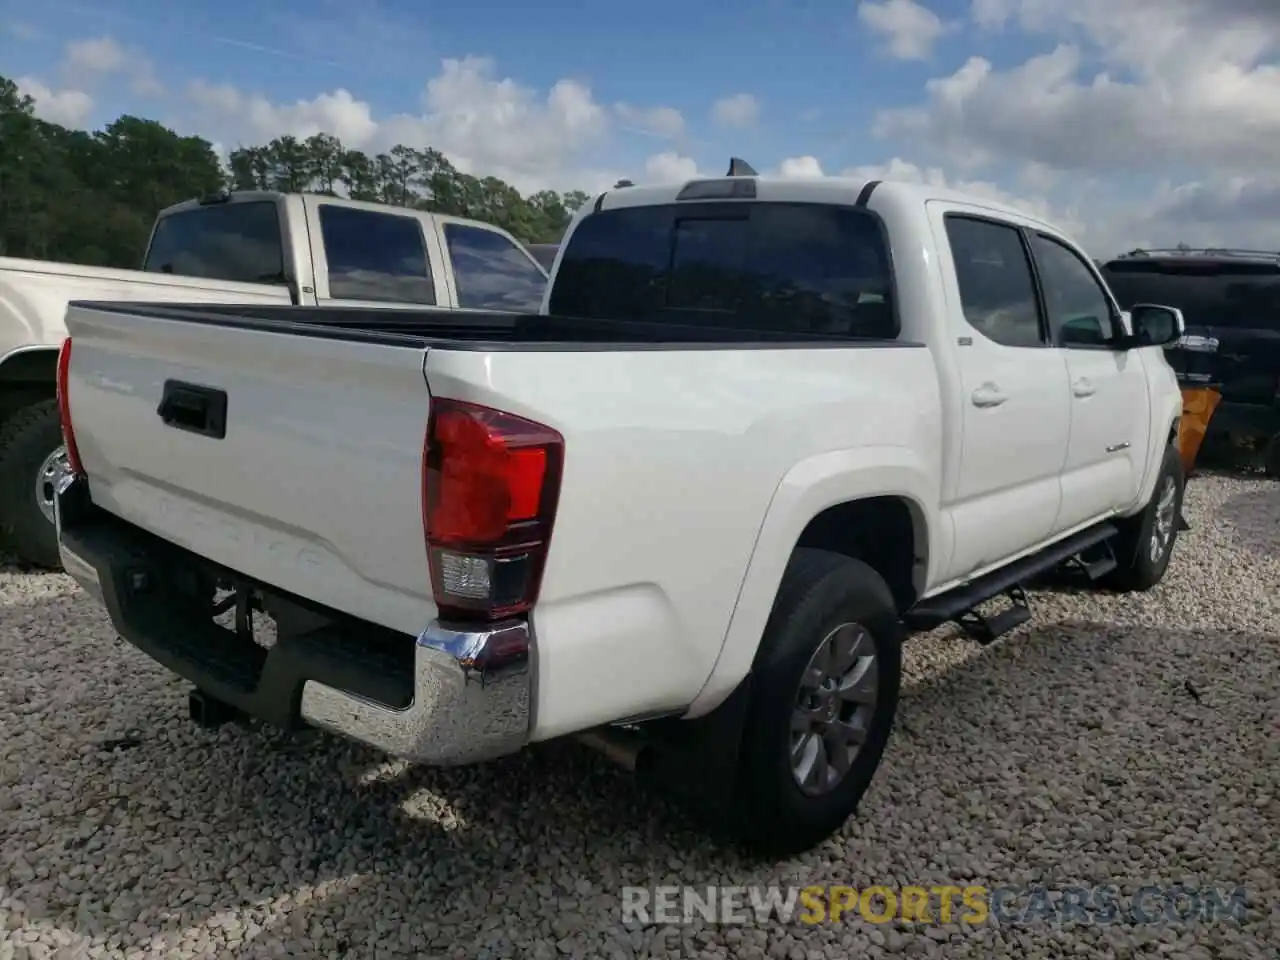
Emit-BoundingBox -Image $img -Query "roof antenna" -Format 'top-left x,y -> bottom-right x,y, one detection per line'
613,178 -> 634,188
726,157 -> 758,177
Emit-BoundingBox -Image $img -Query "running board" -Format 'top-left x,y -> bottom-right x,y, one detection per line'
1065,539 -> 1117,581
904,522 -> 1120,639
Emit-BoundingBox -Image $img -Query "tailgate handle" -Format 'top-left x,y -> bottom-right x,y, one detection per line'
157,380 -> 228,439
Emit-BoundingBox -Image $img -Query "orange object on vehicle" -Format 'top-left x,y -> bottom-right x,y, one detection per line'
1177,385 -> 1222,475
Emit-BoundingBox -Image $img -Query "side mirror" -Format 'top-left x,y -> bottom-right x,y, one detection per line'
1125,304 -> 1185,349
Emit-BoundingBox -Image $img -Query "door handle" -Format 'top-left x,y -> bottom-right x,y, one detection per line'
971,383 -> 1008,408
1072,377 -> 1096,398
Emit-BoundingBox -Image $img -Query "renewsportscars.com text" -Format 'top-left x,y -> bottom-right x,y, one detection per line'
620,884 -> 1250,927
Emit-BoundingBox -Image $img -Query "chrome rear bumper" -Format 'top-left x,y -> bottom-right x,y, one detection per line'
299,618 -> 533,765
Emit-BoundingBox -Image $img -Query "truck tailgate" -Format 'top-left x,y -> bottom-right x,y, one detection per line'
63,304 -> 435,636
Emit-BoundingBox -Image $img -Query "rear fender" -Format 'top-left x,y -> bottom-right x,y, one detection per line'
683,445 -> 939,718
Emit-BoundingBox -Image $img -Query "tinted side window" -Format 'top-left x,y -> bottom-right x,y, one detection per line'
143,201 -> 284,284
444,224 -> 548,313
944,216 -> 1043,348
318,205 -> 435,304
549,202 -> 897,339
1030,233 -> 1117,347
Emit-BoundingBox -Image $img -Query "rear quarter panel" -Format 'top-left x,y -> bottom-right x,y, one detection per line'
425,344 -> 944,739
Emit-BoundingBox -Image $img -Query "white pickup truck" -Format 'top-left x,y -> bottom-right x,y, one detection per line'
0,192 -> 549,568
54,170 -> 1189,856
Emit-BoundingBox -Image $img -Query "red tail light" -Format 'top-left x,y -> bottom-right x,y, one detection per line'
423,398 -> 564,621
55,337 -> 85,478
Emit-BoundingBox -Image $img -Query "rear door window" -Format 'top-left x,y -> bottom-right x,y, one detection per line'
317,205 -> 436,304
143,201 -> 285,284
943,215 -> 1044,348
443,223 -> 548,313
549,202 -> 897,338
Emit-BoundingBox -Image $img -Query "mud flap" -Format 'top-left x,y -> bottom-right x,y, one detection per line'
1177,511 -> 1190,532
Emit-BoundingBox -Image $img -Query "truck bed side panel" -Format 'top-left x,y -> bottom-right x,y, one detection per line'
423,344 -> 944,739
63,305 -> 435,636
0,258 -> 292,360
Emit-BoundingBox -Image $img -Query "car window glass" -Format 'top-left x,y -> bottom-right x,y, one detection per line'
444,224 -> 548,313
143,201 -> 284,284
943,216 -> 1043,348
549,202 -> 897,339
1031,233 -> 1116,346
1104,265 -> 1280,331
318,205 -> 436,304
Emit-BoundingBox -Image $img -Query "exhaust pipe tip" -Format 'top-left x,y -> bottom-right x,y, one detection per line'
575,729 -> 650,772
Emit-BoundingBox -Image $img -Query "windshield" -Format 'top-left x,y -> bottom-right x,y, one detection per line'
549,201 -> 898,339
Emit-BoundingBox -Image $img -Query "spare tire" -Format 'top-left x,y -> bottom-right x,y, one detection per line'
0,399 -> 68,569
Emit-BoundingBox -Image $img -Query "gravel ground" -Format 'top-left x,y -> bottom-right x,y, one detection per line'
2,472 -> 1278,959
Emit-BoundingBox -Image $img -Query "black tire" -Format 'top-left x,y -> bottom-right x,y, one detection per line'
1103,443 -> 1184,592
0,399 -> 66,569
1264,432 -> 1280,479
730,548 -> 902,857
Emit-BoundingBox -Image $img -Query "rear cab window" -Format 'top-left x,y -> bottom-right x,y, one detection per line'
143,201 -> 285,284
443,223 -> 548,313
317,204 -> 436,304
549,201 -> 898,339
1101,259 -> 1280,332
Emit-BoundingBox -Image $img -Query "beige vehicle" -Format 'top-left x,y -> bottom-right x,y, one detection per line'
0,191 -> 549,567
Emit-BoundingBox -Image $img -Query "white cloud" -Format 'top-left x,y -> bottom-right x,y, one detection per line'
65,36 -> 127,74
778,155 -> 825,178
861,0 -> 1280,254
15,75 -> 93,127
643,151 -> 699,182
185,56 -> 622,195
711,93 -> 759,128
858,0 -> 950,60
879,1 -> 1280,175
61,35 -> 164,97
614,102 -> 685,139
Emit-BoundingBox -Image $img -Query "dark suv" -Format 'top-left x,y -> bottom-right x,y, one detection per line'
1100,248 -> 1280,476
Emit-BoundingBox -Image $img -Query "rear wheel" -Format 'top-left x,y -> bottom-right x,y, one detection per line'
0,400 -> 67,569
1264,432 -> 1280,479
730,549 -> 902,857
1104,443 -> 1184,592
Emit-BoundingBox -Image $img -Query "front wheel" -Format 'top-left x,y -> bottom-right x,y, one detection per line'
730,549 -> 902,857
1103,443 -> 1184,592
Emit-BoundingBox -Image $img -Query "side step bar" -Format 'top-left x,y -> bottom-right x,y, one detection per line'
904,522 -> 1119,643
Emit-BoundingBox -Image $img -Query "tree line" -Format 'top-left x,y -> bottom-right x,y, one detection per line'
0,74 -> 588,270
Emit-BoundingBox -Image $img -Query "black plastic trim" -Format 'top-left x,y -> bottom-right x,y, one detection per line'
855,180 -> 881,207
67,300 -> 927,352
58,492 -> 417,727
904,522 -> 1119,630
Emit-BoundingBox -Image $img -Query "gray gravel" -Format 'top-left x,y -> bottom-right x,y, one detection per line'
2,472 -> 1278,959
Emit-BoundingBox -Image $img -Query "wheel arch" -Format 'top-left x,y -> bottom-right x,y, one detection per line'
684,447 -> 938,719
0,346 -> 59,427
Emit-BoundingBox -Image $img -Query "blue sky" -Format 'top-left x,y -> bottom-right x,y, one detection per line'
1,0 -> 986,172
4,0 -> 1280,256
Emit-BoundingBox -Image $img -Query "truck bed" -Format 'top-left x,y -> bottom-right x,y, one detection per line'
69,300 -> 916,349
